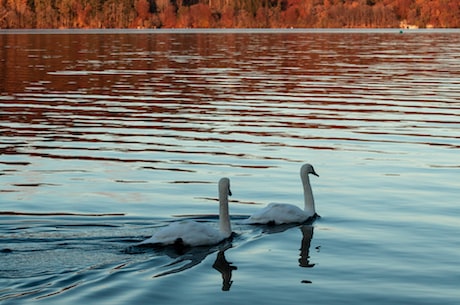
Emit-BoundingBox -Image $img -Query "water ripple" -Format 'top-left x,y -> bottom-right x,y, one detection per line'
1,29 -> 460,305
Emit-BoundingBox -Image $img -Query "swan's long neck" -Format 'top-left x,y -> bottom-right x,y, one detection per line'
218,185 -> 232,238
301,174 -> 316,216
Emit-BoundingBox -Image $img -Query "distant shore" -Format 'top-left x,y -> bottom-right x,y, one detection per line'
1,0 -> 459,29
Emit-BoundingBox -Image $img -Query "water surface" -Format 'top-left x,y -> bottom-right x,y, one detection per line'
1,29 -> 459,304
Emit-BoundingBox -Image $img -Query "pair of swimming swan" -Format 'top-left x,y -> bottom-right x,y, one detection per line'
139,163 -> 319,247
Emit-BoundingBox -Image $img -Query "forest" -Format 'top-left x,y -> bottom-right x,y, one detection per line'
1,0 -> 459,29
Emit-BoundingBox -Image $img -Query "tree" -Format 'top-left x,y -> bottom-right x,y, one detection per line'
34,0 -> 59,28
56,0 -> 75,28
136,0 -> 150,20
0,0 -> 459,29
190,3 -> 212,27
160,3 -> 177,27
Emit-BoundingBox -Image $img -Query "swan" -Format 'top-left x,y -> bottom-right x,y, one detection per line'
139,177 -> 233,247
242,163 -> 319,225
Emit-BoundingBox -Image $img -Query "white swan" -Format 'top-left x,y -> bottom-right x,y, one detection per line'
242,163 -> 319,225
139,177 -> 232,247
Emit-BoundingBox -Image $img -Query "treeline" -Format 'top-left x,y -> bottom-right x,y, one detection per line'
1,0 -> 459,29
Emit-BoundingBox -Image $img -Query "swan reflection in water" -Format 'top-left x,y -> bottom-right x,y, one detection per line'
212,248 -> 237,291
146,239 -> 235,280
154,245 -> 237,291
299,225 -> 316,284
132,239 -> 238,290
251,223 -> 317,283
299,225 -> 315,268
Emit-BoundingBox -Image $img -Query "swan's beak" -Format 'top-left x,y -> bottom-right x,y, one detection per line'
312,169 -> 319,177
228,188 -> 232,196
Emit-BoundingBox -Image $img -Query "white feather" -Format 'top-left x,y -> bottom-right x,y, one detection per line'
139,177 -> 232,247
242,164 -> 319,225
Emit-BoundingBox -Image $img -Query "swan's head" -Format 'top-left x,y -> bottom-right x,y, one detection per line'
219,177 -> 232,196
300,163 -> 319,178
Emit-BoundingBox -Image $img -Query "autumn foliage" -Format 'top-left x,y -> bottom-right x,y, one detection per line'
0,0 -> 459,29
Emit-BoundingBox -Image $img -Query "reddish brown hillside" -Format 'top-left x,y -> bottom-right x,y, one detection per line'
1,0 -> 459,29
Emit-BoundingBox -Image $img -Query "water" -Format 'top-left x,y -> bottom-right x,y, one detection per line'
1,29 -> 459,304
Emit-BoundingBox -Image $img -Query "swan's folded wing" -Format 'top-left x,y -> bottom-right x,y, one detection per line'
178,221 -> 224,246
243,203 -> 308,225
139,221 -> 193,245
139,220 -> 224,247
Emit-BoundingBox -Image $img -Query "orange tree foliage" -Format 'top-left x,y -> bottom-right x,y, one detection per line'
0,0 -> 459,28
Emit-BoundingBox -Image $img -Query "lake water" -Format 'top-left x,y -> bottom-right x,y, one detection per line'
1,29 -> 459,305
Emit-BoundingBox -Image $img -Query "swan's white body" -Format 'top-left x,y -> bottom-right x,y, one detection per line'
139,178 -> 232,247
242,164 -> 319,225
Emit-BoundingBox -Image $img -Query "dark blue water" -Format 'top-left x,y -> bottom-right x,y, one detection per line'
1,29 -> 459,304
